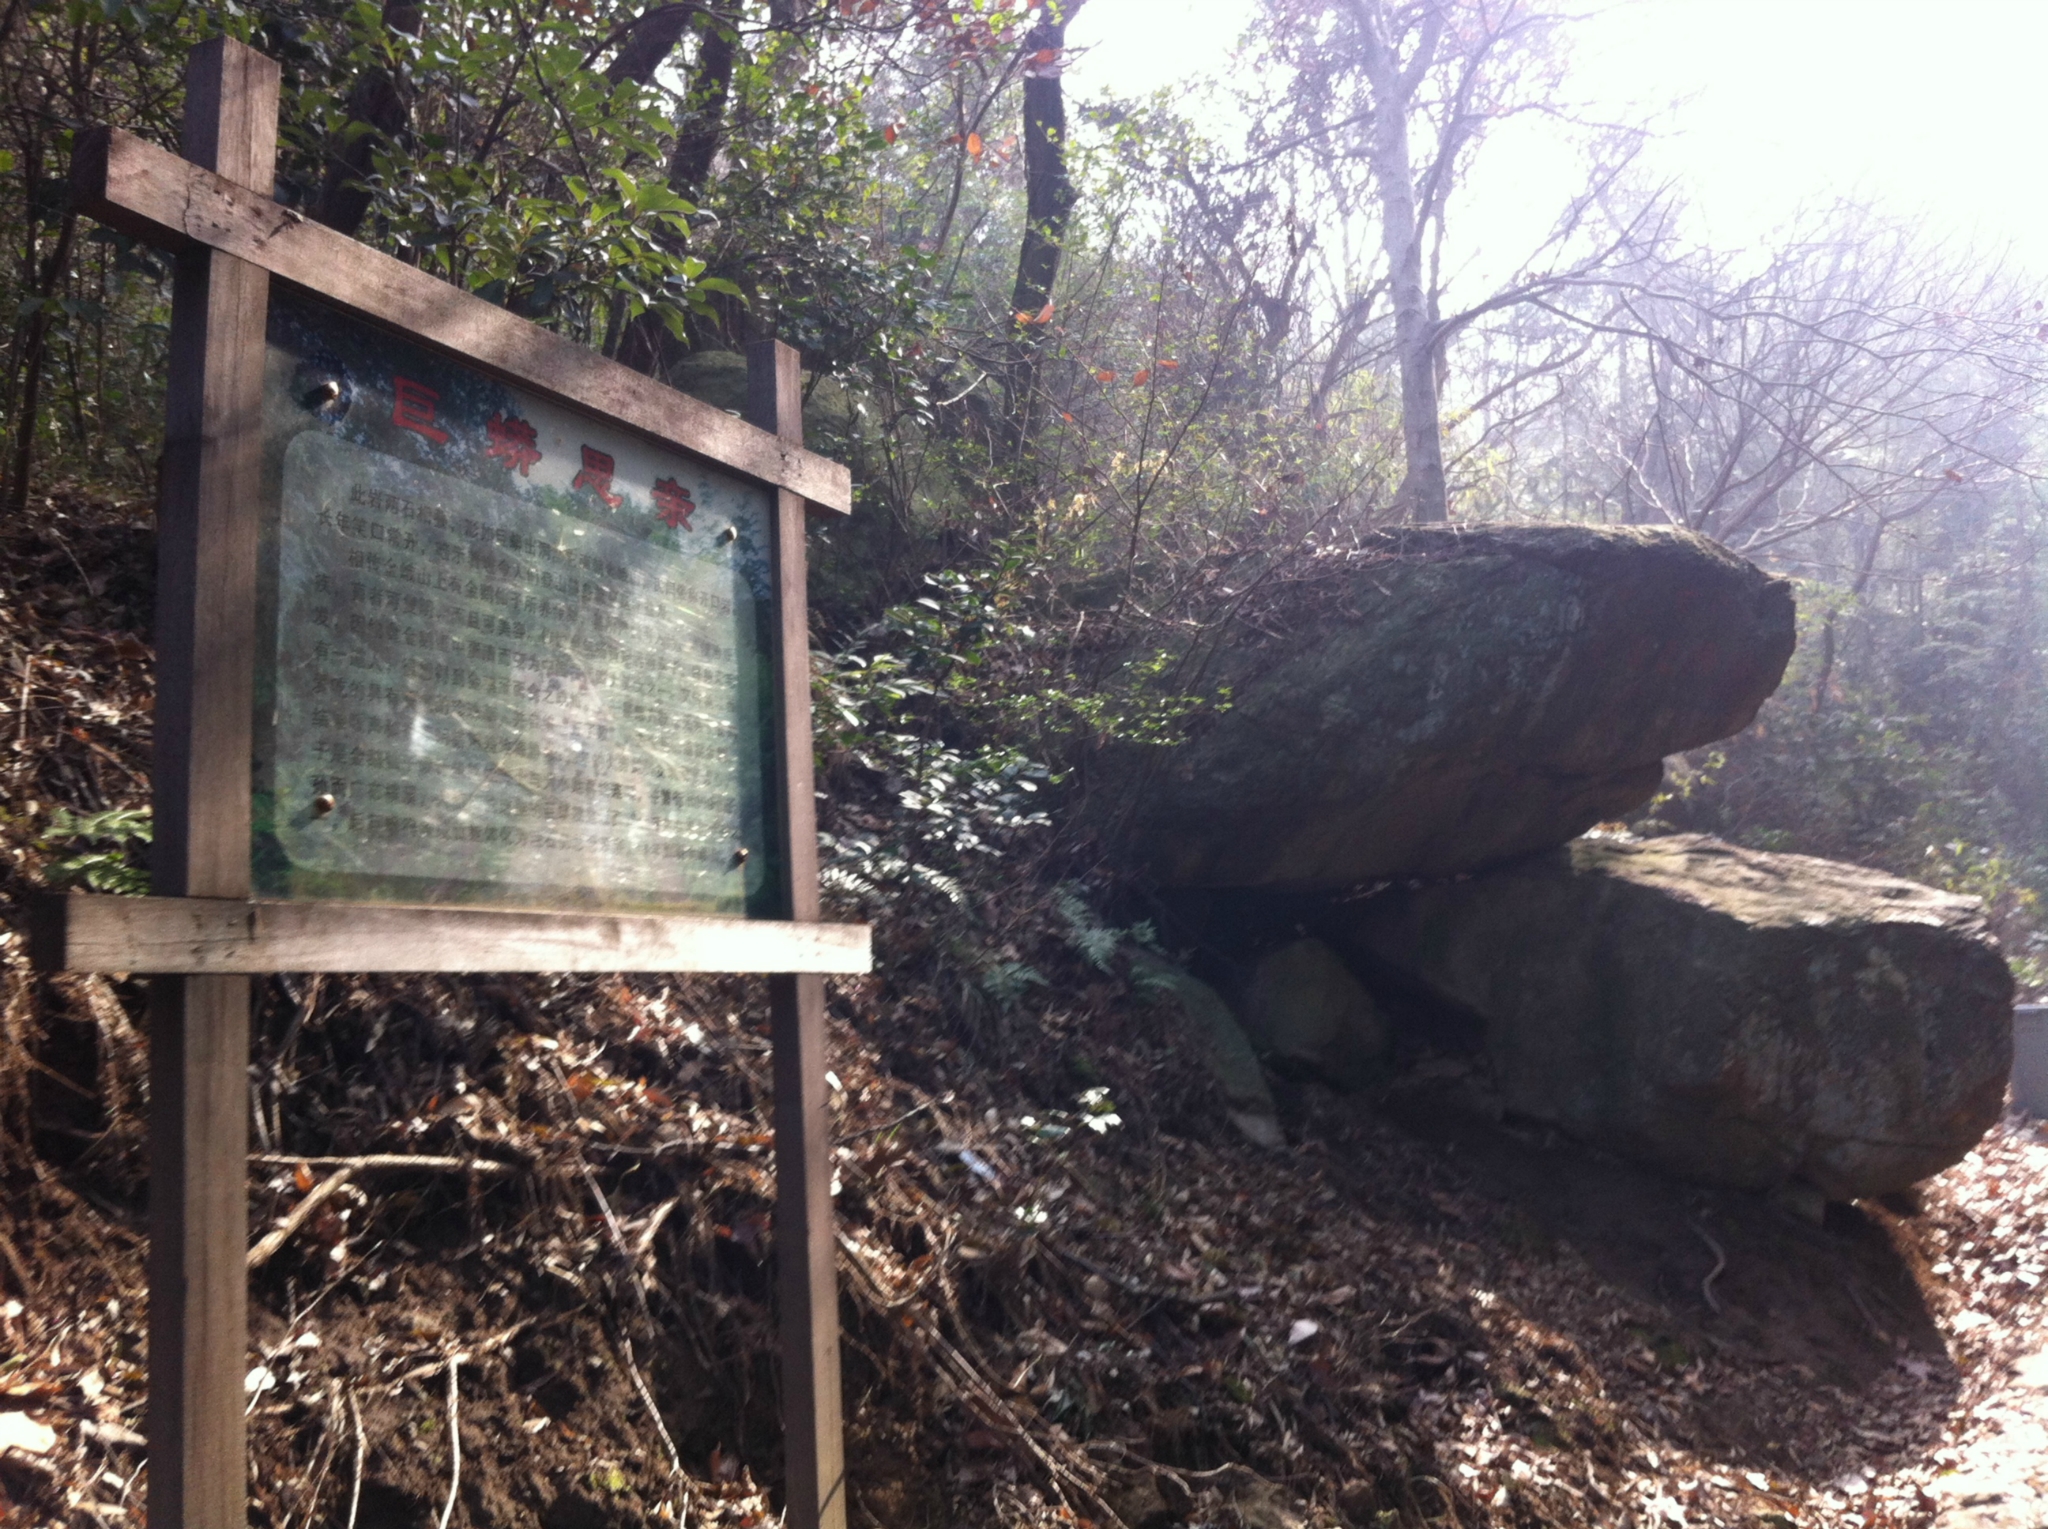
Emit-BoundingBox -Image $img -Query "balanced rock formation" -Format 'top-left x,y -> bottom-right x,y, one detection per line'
1332,835 -> 2013,1199
1118,525 -> 1794,891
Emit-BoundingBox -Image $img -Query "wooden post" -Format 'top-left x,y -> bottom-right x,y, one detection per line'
747,339 -> 847,1529
146,36 -> 277,1529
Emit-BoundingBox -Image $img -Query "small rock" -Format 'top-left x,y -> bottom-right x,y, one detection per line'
1103,1465 -> 1182,1528
1128,949 -> 1284,1146
1239,938 -> 1389,1088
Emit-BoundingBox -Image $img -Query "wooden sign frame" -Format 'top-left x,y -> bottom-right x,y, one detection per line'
40,36 -> 861,1529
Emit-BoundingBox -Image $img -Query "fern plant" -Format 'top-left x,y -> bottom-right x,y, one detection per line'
39,806 -> 152,895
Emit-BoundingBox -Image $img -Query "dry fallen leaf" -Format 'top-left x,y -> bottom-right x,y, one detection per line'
0,1411 -> 56,1457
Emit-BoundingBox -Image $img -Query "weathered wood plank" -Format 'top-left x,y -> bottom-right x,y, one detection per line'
146,36 -> 276,1529
68,127 -> 853,514
755,339 -> 825,926
147,971 -> 253,1529
31,893 -> 871,975
769,972 -> 846,1529
750,338 -> 848,1529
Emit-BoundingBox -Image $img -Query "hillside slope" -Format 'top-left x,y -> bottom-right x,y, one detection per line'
0,488 -> 2038,1529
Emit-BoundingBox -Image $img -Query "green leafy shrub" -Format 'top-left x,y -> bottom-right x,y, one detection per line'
39,806 -> 151,895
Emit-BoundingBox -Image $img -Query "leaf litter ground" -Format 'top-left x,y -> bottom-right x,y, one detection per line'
2,487 -> 2047,1528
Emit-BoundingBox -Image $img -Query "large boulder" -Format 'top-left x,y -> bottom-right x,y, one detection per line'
1115,525 -> 1794,891
1332,835 -> 2013,1198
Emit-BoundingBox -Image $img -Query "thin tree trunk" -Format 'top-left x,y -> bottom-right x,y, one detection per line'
615,8 -> 739,379
312,0 -> 424,235
1813,522 -> 1888,714
5,204 -> 77,517
667,13 -> 738,201
1354,0 -> 1448,523
605,2 -> 698,84
1004,9 -> 1076,463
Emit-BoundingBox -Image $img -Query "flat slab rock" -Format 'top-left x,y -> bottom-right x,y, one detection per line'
1116,524 -> 1794,890
1333,835 -> 2014,1199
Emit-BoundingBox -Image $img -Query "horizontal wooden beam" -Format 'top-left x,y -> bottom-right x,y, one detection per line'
29,894 -> 870,975
69,127 -> 853,516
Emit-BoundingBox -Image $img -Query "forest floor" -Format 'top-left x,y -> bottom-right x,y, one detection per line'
2,485 -> 2047,1529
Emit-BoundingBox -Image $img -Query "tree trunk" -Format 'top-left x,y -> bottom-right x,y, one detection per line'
1004,10 -> 1076,462
5,186 -> 77,516
668,14 -> 739,201
1354,0 -> 1448,523
606,2 -> 698,84
615,9 -> 739,379
312,0 -> 424,235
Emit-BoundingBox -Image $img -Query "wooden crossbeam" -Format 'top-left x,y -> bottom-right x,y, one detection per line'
68,126 -> 853,516
29,893 -> 870,975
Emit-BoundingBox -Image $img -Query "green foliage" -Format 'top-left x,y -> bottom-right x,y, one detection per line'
690,43 -> 925,371
1053,884 -> 1155,972
977,957 -> 1047,1009
274,0 -> 718,343
39,806 -> 152,894
826,546 -> 1227,763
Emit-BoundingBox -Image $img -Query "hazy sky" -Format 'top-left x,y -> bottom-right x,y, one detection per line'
1065,0 -> 2048,276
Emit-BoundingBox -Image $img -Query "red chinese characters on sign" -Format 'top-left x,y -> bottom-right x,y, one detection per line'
485,412 -> 542,476
572,445 -> 624,509
391,376 -> 450,444
653,476 -> 696,530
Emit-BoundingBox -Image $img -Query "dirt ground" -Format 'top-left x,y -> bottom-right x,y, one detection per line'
5,968 -> 2048,1529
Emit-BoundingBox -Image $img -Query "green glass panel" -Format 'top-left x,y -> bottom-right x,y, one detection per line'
252,291 -> 783,915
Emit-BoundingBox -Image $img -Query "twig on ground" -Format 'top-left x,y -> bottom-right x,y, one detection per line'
344,1388 -> 366,1529
1846,1278 -> 1891,1342
573,1148 -> 692,1505
622,1333 -> 688,1492
0,1225 -> 35,1301
437,1354 -> 463,1529
250,1153 -> 521,1175
1694,1220 -> 1727,1315
389,1322 -> 532,1387
835,1099 -> 932,1144
576,1158 -> 650,1313
248,1167 -> 357,1271
1047,1237 -> 1236,1308
631,1196 -> 683,1267
280,1390 -> 343,1529
838,1230 -> 1129,1529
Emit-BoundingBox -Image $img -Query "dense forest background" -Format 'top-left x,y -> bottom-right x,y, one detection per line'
3,0 -> 2046,982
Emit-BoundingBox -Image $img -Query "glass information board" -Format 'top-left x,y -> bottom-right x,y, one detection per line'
253,292 -> 781,915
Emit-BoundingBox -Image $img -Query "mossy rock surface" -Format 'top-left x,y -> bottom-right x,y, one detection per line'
1334,833 -> 2014,1198
1113,523 -> 1795,890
